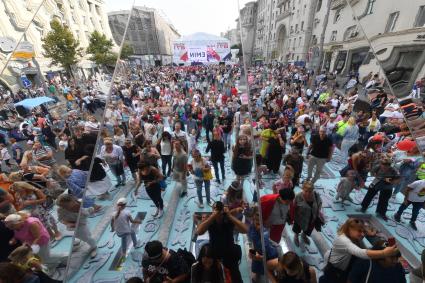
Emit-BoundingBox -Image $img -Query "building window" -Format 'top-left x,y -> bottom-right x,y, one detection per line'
316,0 -> 322,12
301,21 -> 304,31
291,26 -> 294,33
366,0 -> 376,15
334,9 -> 342,23
289,39 -> 292,47
330,30 -> 337,41
298,36 -> 301,46
385,11 -> 399,32
343,25 -> 358,40
312,35 -> 317,45
295,24 -> 298,32
293,38 -> 296,47
414,5 -> 425,27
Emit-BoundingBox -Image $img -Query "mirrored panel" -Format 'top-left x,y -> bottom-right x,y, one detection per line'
238,0 -> 424,283
67,1 -> 255,282
347,0 -> 425,148
63,3 -> 136,283
346,0 -> 425,272
0,0 -> 122,282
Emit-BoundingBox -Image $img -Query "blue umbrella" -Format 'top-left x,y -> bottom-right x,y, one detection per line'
14,96 -> 55,109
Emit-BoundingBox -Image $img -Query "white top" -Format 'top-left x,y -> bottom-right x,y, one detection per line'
296,114 -> 310,125
407,180 -> 425,202
113,209 -> 132,236
327,234 -> 369,270
160,140 -> 172,155
0,148 -> 11,160
114,134 -> 126,146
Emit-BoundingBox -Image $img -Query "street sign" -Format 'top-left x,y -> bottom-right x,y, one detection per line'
20,75 -> 32,88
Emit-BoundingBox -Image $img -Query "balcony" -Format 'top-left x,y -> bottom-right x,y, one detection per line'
276,10 -> 291,22
276,0 -> 288,8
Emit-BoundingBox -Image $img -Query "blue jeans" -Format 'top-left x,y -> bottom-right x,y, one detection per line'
195,239 -> 209,258
223,132 -> 232,150
396,201 -> 424,223
195,179 -> 210,204
393,164 -> 417,195
118,231 -> 137,254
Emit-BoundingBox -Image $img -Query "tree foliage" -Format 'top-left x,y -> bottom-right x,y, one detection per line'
120,42 -> 134,60
86,31 -> 116,66
42,19 -> 82,72
231,44 -> 243,57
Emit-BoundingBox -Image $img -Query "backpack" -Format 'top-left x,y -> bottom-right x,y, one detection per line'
176,248 -> 196,283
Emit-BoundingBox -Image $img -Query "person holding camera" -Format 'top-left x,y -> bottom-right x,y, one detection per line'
196,201 -> 248,283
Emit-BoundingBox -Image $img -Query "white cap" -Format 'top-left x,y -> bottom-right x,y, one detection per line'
4,214 -> 22,224
117,198 -> 127,205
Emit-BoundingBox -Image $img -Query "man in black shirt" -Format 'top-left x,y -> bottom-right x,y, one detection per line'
306,126 -> 333,184
219,112 -> 233,150
196,202 -> 248,283
206,131 -> 226,184
142,241 -> 189,283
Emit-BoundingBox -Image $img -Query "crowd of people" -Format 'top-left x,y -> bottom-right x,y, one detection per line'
0,61 -> 424,283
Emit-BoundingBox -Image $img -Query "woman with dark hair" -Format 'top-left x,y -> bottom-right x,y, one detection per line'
231,134 -> 253,180
41,123 -> 57,151
135,162 -> 164,218
157,131 -> 173,177
122,139 -> 140,181
267,251 -> 316,283
191,244 -> 226,283
64,138 -> 86,170
265,124 -> 286,174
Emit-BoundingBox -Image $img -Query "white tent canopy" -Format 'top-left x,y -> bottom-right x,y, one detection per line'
172,32 -> 231,65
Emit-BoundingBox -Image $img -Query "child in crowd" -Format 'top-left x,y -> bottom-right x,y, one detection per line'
335,170 -> 357,204
111,198 -> 141,255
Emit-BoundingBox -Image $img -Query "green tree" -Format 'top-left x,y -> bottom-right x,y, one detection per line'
120,42 -> 134,60
42,19 -> 82,75
86,31 -> 115,66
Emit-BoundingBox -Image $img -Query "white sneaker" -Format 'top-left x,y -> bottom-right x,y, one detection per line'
152,209 -> 159,217
196,201 -> 204,208
90,248 -> 97,258
156,210 -> 163,218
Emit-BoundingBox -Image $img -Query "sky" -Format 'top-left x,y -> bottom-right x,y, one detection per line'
104,0 -> 252,36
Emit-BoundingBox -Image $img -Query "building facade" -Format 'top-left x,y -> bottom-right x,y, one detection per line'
0,0 -> 114,92
238,1 -> 258,66
108,6 -> 180,66
221,28 -> 241,47
239,0 -> 425,77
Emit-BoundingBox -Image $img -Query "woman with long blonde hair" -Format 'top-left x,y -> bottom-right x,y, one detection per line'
319,218 -> 399,283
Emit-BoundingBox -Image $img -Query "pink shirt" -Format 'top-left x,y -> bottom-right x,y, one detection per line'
14,217 -> 50,246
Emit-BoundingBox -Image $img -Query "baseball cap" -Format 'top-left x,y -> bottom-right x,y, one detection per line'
145,240 -> 163,260
330,113 -> 337,118
117,198 -> 127,205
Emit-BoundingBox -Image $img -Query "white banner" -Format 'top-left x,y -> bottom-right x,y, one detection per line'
188,46 -> 207,62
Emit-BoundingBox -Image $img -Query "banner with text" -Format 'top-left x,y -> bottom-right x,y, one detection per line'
188,46 -> 207,62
